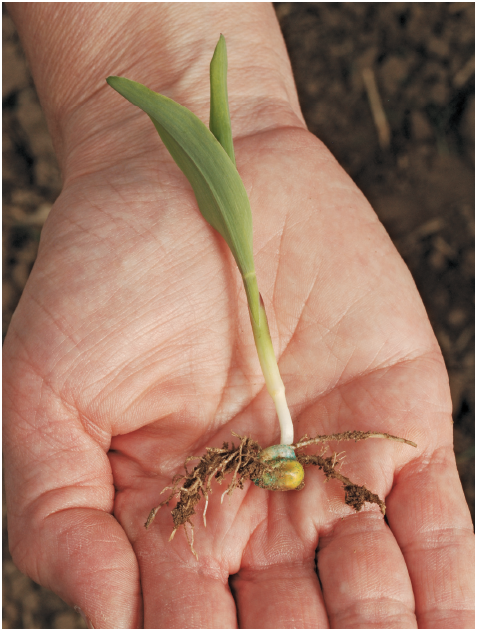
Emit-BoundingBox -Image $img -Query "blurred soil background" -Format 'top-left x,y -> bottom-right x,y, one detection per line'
3,2 -> 474,628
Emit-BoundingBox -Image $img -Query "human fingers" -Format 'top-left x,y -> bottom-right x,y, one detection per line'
387,444 -> 474,628
3,348 -> 142,628
229,491 -> 329,628
137,539 -> 237,629
318,511 -> 417,628
110,446 -> 239,629
231,561 -> 328,629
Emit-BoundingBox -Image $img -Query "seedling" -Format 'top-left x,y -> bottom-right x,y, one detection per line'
107,35 -> 416,557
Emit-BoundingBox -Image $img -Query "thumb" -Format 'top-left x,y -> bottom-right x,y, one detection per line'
4,375 -> 142,628
9,508 -> 143,629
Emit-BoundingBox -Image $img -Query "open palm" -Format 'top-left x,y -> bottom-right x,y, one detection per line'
4,117 -> 473,629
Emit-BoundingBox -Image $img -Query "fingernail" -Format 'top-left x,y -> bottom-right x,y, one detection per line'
74,606 -> 95,629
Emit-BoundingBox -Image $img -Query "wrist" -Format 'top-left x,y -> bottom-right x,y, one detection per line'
8,3 -> 305,182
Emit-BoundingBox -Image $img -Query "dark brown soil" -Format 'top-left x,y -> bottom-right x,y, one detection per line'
3,3 -> 474,628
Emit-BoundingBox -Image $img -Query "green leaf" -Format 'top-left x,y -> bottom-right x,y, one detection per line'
106,75 -> 259,323
209,34 -> 235,165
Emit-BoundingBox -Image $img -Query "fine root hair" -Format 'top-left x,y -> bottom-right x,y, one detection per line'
146,429 -> 416,556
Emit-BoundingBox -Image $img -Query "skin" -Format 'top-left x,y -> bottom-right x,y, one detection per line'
4,3 -> 474,629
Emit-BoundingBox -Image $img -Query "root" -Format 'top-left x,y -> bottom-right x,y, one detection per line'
293,430 -> 417,450
184,520 -> 198,561
146,429 -> 416,556
293,430 -> 417,515
296,452 -> 386,514
144,434 -> 267,557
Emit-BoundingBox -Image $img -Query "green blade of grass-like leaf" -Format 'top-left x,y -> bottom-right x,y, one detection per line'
209,34 -> 235,165
106,75 -> 259,323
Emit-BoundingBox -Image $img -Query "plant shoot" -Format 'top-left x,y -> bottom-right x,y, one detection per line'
107,35 -> 416,557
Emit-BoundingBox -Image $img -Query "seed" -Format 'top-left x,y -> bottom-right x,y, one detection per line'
253,444 -> 305,491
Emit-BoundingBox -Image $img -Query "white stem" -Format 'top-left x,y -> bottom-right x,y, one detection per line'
245,276 -> 295,446
272,389 -> 294,445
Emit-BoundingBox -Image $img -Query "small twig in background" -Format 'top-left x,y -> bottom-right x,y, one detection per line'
453,56 -> 475,89
362,67 -> 391,150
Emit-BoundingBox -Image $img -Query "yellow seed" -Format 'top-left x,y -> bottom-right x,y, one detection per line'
270,460 -> 304,490
254,445 -> 305,491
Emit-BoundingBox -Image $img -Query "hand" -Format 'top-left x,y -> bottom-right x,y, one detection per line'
4,4 -> 474,628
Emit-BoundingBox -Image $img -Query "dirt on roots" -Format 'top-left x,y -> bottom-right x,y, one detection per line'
145,431 -> 416,557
